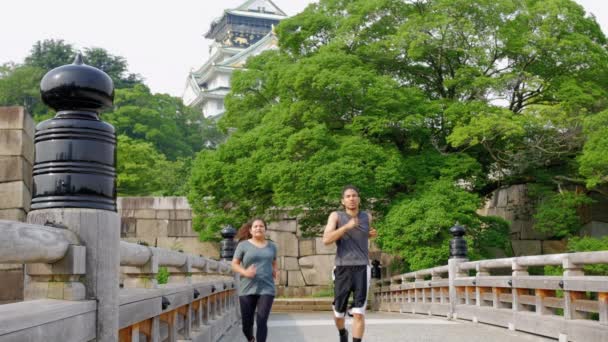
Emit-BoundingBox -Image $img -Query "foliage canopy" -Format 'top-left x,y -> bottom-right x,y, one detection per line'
189,0 -> 608,270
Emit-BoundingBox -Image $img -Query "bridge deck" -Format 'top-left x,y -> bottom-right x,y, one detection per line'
220,312 -> 556,341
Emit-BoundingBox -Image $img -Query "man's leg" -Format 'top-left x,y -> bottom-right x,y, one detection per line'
352,313 -> 365,340
350,265 -> 371,341
332,266 -> 351,342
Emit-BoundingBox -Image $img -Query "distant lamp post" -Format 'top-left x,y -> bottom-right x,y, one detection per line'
220,224 -> 237,260
449,223 -> 468,259
371,259 -> 381,279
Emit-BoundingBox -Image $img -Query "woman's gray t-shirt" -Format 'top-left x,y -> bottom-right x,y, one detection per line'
234,240 -> 277,296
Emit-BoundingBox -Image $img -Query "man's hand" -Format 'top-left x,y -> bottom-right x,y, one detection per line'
369,227 -> 378,238
243,264 -> 257,279
344,216 -> 359,230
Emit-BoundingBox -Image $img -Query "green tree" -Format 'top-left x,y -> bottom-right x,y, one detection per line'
117,135 -> 189,196
104,84 -> 210,160
83,47 -> 143,88
0,63 -> 48,118
189,0 -> 608,270
24,39 -> 74,70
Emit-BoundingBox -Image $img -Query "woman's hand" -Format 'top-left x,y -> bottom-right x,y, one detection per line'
243,264 -> 257,279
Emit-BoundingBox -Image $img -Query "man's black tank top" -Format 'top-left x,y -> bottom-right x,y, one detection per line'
335,211 -> 369,266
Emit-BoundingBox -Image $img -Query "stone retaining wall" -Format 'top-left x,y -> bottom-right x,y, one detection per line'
478,184 -> 608,257
118,197 -> 220,259
0,106 -> 34,303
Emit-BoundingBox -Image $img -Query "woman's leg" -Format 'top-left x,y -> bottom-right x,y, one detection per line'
255,295 -> 275,342
240,295 -> 259,341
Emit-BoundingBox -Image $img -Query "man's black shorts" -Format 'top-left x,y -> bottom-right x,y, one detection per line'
332,265 -> 370,317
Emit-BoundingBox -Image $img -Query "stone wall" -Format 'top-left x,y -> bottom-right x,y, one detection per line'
478,184 -> 608,257
0,106 -> 34,303
118,198 -> 398,297
118,197 -> 220,259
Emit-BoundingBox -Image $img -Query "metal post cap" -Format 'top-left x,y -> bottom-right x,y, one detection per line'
40,53 -> 114,113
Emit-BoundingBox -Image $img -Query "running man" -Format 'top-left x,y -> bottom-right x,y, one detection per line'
322,185 -> 377,342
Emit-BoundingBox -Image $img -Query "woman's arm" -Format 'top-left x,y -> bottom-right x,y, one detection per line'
231,258 -> 256,278
272,259 -> 278,280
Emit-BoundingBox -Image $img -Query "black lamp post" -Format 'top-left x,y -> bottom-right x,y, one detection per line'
449,223 -> 468,259
220,224 -> 237,260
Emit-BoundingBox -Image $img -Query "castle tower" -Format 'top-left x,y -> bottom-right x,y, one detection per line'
183,0 -> 287,118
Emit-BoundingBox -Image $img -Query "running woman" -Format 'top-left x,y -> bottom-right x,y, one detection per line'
232,218 -> 278,342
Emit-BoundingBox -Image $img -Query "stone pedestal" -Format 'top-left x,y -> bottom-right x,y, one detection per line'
28,209 -> 120,341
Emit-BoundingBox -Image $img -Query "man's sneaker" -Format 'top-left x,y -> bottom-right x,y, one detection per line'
339,329 -> 348,342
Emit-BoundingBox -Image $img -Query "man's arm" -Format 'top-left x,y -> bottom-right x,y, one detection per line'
322,211 -> 357,245
368,212 -> 377,238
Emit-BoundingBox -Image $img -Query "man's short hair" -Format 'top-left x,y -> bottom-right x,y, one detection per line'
341,185 -> 360,198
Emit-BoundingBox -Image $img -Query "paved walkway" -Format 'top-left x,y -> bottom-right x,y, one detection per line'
220,312 -> 556,342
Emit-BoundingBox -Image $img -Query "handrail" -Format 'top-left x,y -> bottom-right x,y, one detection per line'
0,219 -> 80,264
373,250 -> 608,341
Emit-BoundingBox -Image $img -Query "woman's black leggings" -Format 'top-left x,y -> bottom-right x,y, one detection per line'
239,294 -> 275,342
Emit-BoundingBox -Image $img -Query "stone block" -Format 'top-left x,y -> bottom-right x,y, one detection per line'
151,197 -> 191,210
156,237 -> 219,259
167,220 -> 196,237
581,221 -> 608,238
315,237 -> 337,255
0,129 -> 34,164
121,217 -> 137,238
267,230 -> 298,257
299,255 -> 335,286
519,222 -> 552,240
175,209 -> 192,220
137,219 -> 169,238
268,219 -> 297,233
0,106 -> 35,136
27,245 -> 86,276
0,208 -> 26,222
542,240 -> 568,255
0,181 -> 30,211
496,188 -> 508,207
0,264 -> 22,271
507,184 -> 527,206
275,270 -> 287,286
282,257 -> 300,271
132,209 -> 157,219
299,238 -> 315,257
0,156 -> 32,190
118,197 -> 190,210
0,268 -> 23,302
288,270 -> 306,287
510,220 -> 525,234
511,240 -> 541,256
156,209 -> 173,219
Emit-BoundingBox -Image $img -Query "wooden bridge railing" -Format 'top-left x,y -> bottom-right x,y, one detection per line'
373,251 -> 608,342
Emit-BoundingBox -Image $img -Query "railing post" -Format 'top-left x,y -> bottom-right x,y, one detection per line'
26,54 -> 120,341
562,255 -> 586,320
448,223 -> 468,319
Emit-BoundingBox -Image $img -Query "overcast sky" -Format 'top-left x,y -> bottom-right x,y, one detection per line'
1,0 -> 606,98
